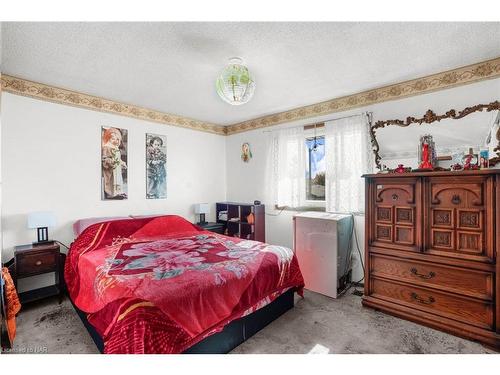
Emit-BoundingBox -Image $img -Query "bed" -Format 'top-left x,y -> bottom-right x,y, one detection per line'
65,215 -> 304,354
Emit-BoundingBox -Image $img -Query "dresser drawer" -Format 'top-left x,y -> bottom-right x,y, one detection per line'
426,176 -> 494,263
370,254 -> 494,300
16,251 -> 58,277
371,277 -> 493,329
369,177 -> 421,253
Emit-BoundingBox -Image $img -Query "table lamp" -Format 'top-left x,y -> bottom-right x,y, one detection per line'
194,203 -> 209,225
27,211 -> 57,246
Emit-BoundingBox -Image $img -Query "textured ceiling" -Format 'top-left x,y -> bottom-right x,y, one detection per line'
1,22 -> 499,125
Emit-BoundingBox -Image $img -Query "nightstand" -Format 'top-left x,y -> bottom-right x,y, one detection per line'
197,222 -> 225,234
13,242 -> 65,304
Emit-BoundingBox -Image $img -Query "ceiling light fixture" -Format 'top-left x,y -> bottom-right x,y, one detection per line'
216,57 -> 255,106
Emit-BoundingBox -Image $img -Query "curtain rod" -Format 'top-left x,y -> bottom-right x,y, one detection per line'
262,111 -> 373,133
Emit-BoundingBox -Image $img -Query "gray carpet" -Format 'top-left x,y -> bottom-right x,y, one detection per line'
8,289 -> 495,354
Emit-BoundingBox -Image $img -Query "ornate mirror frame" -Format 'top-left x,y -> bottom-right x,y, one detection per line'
369,101 -> 500,170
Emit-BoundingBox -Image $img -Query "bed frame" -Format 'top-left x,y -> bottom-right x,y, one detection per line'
70,288 -> 296,354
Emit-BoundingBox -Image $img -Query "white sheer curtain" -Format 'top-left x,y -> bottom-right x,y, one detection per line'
325,114 -> 373,213
267,126 -> 306,208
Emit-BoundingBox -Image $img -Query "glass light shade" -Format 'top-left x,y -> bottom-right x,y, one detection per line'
216,57 -> 255,105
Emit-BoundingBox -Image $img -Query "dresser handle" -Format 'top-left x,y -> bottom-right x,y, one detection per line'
411,292 -> 435,305
35,260 -> 42,266
392,194 -> 398,201
410,268 -> 435,279
451,195 -> 461,204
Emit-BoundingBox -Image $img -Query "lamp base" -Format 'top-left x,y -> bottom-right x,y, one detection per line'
197,213 -> 207,226
33,240 -> 55,247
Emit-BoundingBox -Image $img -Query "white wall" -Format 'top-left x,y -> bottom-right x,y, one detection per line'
1,93 -> 227,265
2,78 -> 499,288
225,78 -> 500,282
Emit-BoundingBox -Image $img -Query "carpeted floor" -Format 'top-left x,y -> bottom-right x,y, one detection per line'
8,289 -> 496,354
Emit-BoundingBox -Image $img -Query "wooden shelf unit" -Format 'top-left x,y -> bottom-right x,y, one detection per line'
216,202 -> 265,242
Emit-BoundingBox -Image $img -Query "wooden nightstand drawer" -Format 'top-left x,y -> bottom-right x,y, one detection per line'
13,242 -> 64,304
17,251 -> 58,277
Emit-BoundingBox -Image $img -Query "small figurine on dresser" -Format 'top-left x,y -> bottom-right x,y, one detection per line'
451,150 -> 463,171
394,164 -> 411,173
479,149 -> 489,169
462,148 -> 479,170
378,164 -> 390,174
418,134 -> 436,170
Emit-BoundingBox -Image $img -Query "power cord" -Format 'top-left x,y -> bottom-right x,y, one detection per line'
338,213 -> 355,285
352,218 -> 365,280
350,218 -> 365,296
54,240 -> 71,251
265,206 -> 287,216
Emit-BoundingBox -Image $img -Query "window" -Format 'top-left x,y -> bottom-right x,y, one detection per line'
268,115 -> 371,212
305,135 -> 326,201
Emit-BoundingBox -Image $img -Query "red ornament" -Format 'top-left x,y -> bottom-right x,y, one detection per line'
419,143 -> 433,169
394,164 -> 406,173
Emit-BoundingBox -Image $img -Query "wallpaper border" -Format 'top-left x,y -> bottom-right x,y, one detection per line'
0,74 -> 227,136
2,56 -> 499,136
226,56 -> 500,135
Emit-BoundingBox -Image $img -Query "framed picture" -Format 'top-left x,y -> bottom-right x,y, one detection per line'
101,127 -> 128,200
146,133 -> 167,199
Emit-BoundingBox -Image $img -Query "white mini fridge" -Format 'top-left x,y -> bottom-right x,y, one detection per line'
293,212 -> 353,298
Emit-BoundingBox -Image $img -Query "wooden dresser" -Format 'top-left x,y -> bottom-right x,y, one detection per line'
363,170 -> 500,349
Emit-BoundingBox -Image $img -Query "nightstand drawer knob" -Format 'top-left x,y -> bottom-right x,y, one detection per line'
35,260 -> 42,266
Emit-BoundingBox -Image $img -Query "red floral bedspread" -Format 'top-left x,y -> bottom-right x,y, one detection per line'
65,215 -> 304,353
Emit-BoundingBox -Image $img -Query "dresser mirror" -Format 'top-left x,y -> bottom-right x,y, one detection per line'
370,101 -> 500,170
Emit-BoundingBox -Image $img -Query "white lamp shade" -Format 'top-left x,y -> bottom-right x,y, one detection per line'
194,203 -> 209,214
27,211 -> 57,229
